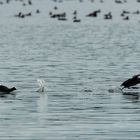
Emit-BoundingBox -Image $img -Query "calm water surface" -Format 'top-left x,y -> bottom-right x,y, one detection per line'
0,21 -> 140,139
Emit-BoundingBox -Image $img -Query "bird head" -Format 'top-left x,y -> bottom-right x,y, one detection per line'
133,74 -> 140,78
11,87 -> 16,91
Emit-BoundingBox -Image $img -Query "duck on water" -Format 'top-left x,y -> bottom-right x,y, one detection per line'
0,85 -> 16,93
0,79 -> 45,95
121,74 -> 140,89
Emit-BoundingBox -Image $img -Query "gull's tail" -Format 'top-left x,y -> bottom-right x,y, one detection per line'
37,79 -> 45,92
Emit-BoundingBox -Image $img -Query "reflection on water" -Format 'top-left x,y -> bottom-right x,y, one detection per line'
123,93 -> 140,101
0,22 -> 140,139
0,92 -> 16,98
37,93 -> 48,113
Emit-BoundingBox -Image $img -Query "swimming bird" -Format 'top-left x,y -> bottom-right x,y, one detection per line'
121,74 -> 140,88
0,85 -> 16,93
36,9 -> 40,14
104,12 -> 112,20
73,16 -> 81,22
37,79 -> 45,92
86,9 -> 101,17
123,16 -> 129,20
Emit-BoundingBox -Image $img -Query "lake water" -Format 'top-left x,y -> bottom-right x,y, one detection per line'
0,21 -> 140,139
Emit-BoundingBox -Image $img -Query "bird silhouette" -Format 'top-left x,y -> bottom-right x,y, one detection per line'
121,74 -> 140,88
0,85 -> 16,93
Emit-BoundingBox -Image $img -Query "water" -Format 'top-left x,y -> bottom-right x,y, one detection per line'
0,21 -> 140,139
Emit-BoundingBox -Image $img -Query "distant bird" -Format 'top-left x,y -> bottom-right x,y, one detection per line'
28,0 -> 32,5
104,12 -> 112,19
122,10 -> 130,14
49,12 -> 52,16
54,6 -> 58,10
86,9 -> 101,17
0,85 -> 16,93
25,12 -> 32,16
36,9 -> 40,14
123,16 -> 129,20
37,79 -> 45,92
73,16 -> 81,22
73,10 -> 77,15
22,3 -> 26,6
6,0 -> 10,4
115,0 -> 122,4
121,74 -> 140,88
14,12 -> 25,18
0,1 -> 3,5
133,10 -> 140,14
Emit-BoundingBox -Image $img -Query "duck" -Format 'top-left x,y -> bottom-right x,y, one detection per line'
121,74 -> 140,89
104,12 -> 112,20
73,16 -> 81,22
0,85 -> 16,93
123,16 -> 129,20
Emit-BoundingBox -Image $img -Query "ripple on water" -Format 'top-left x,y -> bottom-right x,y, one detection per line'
0,22 -> 140,139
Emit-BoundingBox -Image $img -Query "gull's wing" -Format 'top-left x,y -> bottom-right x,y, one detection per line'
37,79 -> 45,92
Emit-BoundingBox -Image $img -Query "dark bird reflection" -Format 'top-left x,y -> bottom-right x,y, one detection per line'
0,92 -> 16,98
122,92 -> 140,101
122,86 -> 140,101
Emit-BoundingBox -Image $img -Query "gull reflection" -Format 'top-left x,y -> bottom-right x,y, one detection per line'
37,93 -> 48,113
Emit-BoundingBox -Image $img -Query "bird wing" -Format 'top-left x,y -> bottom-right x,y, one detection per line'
121,78 -> 132,87
37,79 -> 45,92
37,79 -> 45,87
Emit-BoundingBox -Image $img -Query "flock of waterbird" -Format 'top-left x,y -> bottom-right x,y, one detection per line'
0,0 -> 40,18
0,0 -> 140,95
49,0 -> 140,22
0,0 -> 140,22
0,74 -> 140,96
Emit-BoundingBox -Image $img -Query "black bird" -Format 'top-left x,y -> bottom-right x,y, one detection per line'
121,74 -> 140,88
123,16 -> 129,20
0,85 -> 16,93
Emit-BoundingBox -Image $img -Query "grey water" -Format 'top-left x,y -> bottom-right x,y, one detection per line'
0,21 -> 140,140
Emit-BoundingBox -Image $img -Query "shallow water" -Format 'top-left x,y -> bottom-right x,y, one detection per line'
0,21 -> 140,139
